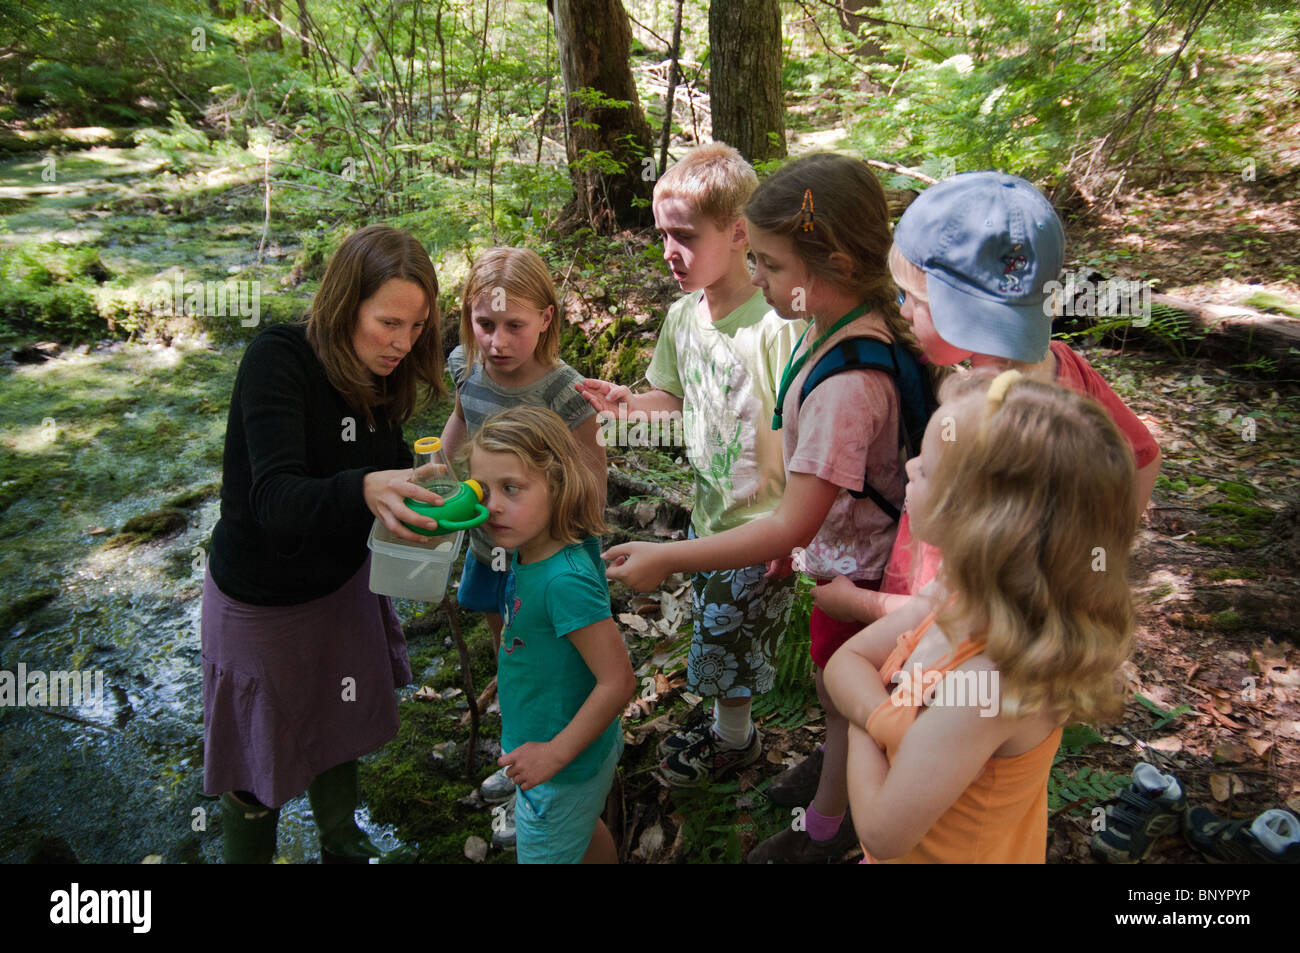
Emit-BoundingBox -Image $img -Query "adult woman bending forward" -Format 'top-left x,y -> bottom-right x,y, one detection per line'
202,225 -> 445,863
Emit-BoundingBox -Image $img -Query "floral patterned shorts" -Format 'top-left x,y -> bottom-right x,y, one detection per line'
687,556 -> 797,699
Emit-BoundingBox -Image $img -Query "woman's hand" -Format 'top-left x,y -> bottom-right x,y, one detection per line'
363,469 -> 445,543
499,741 -> 565,791
603,541 -> 671,592
813,574 -> 883,623
575,378 -> 632,416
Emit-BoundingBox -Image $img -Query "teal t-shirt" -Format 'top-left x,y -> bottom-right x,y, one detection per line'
498,539 -> 619,784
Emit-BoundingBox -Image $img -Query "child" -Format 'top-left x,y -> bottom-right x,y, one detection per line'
824,371 -> 1138,862
576,142 -> 805,785
465,406 -> 636,864
603,153 -> 935,862
811,171 -> 1161,635
440,247 -> 607,825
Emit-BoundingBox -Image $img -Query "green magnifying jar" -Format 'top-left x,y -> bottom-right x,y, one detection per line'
403,436 -> 490,537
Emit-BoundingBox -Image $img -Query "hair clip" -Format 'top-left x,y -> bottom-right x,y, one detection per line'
986,369 -> 1023,409
799,189 -> 815,232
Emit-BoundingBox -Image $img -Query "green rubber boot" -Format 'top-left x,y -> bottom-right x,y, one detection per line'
307,760 -> 393,864
220,792 -> 279,864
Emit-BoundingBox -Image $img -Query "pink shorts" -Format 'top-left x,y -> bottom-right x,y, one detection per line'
809,576 -> 881,669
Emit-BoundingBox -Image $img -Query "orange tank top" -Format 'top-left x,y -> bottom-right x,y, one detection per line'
863,610 -> 1062,864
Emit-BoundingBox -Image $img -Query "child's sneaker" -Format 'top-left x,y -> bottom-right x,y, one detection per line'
656,705 -> 713,758
479,766 -> 516,804
489,792 -> 516,849
767,748 -> 824,808
656,725 -> 761,786
745,813 -> 860,864
1184,807 -> 1300,864
1090,762 -> 1187,863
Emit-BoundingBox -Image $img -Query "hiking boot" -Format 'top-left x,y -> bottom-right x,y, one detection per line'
767,748 -> 824,808
490,792 -> 516,849
656,725 -> 761,787
480,766 -> 516,804
1090,762 -> 1187,864
1184,807 -> 1300,864
745,813 -> 859,864
656,704 -> 713,758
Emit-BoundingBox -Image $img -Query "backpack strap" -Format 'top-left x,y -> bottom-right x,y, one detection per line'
798,338 -> 932,522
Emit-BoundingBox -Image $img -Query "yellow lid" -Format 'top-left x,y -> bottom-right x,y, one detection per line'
413,436 -> 442,454
464,479 -> 483,501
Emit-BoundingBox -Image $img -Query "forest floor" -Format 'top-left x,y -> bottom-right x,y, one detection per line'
1,130 -> 1298,863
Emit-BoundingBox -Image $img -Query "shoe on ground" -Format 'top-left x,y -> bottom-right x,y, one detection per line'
745,813 -> 859,864
1184,807 -> 1300,864
656,724 -> 761,787
1090,761 -> 1187,864
490,792 -> 516,849
480,766 -> 516,804
767,748 -> 824,808
657,705 -> 713,758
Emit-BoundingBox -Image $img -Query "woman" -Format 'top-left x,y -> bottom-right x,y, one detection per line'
202,225 -> 445,863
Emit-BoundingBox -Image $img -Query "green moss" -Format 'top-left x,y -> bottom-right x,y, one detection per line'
1203,503 -> 1273,529
0,587 -> 59,632
106,507 -> 188,547
1204,567 -> 1263,581
1217,481 -> 1259,502
1211,609 -> 1244,631
165,482 -> 220,509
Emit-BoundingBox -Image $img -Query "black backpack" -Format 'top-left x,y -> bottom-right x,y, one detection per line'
797,337 -> 937,522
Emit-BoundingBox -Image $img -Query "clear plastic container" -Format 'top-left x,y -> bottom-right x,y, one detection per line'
367,519 -> 463,602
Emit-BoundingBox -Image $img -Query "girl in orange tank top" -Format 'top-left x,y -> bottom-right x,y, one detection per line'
824,371 -> 1138,863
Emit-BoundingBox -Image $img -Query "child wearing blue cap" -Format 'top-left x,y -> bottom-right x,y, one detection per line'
810,171 -> 1161,634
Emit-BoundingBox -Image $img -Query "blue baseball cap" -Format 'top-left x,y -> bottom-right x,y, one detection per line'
893,171 -> 1065,363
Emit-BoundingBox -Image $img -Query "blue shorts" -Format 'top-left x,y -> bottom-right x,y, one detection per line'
514,737 -> 622,864
457,553 -> 507,614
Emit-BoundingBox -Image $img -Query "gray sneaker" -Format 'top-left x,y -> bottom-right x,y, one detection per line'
480,766 -> 516,804
490,792 -> 516,849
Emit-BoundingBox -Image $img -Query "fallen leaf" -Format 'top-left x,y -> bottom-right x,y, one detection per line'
618,612 -> 650,634
1213,697 -> 1233,715
1213,742 -> 1249,764
1245,737 -> 1274,758
1108,734 -> 1132,746
463,835 -> 488,863
1287,795 -> 1300,815
414,686 -> 439,702
631,596 -> 661,615
654,672 -> 672,695
766,747 -> 791,765
680,691 -> 702,707
1209,774 -> 1232,801
1148,736 -> 1183,753
635,824 -> 666,861
441,687 -> 463,699
141,854 -> 163,864
1266,720 -> 1300,740
85,526 -> 109,536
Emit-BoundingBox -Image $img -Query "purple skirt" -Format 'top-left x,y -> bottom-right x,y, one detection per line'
201,555 -> 412,809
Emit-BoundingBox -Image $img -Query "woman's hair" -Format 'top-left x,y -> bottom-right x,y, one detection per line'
465,406 -> 607,545
459,247 -> 563,368
305,225 -> 445,428
912,373 -> 1137,723
746,153 -> 938,386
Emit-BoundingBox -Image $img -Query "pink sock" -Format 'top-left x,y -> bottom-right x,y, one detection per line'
805,805 -> 844,842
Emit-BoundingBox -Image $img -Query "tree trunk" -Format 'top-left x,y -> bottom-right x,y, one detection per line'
551,0 -> 655,231
837,0 -> 885,60
708,0 -> 785,164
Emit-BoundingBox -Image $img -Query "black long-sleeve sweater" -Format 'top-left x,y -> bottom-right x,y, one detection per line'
209,324 -> 413,605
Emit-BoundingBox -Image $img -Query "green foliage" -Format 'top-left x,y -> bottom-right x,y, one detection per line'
752,575 -> 818,727
1133,692 -> 1191,731
823,0 -> 1300,185
1048,757 -> 1130,815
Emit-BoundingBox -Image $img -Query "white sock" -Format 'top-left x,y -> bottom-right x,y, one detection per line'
713,699 -> 752,748
1134,762 -> 1181,800
1251,809 -> 1300,853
